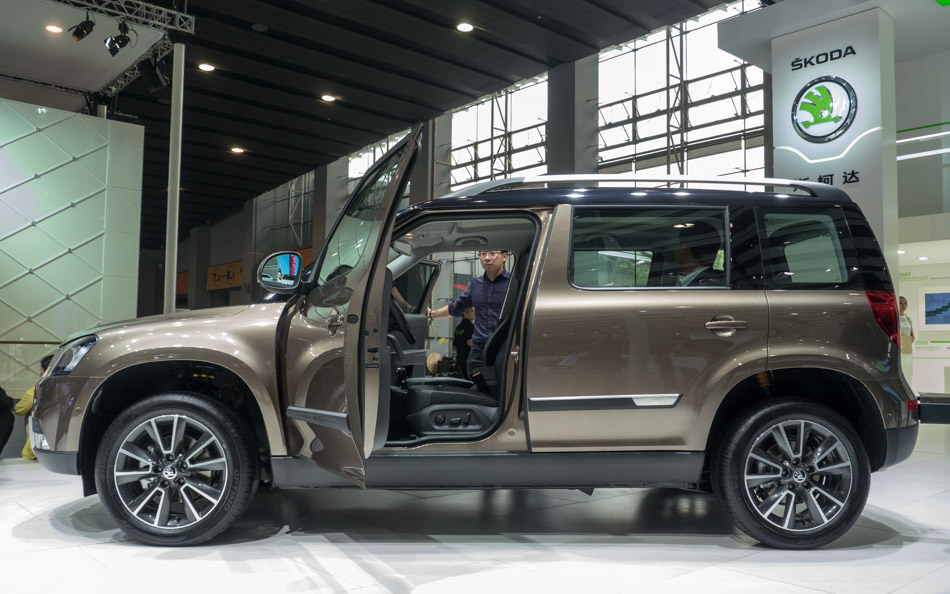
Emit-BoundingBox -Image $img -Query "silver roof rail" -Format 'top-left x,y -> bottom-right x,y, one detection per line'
443,174 -> 841,200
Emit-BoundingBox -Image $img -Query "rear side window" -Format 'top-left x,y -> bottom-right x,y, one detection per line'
571,207 -> 727,289
756,206 -> 856,289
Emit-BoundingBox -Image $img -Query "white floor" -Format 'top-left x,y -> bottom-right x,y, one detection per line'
2,425 -> 949,594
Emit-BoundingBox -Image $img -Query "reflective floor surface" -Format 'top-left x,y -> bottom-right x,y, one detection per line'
2,424 -> 948,594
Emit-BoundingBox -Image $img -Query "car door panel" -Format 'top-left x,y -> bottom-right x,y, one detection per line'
524,204 -> 770,452
281,125 -> 422,485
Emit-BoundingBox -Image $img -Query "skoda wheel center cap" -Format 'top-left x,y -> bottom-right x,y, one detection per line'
162,466 -> 179,480
791,75 -> 857,143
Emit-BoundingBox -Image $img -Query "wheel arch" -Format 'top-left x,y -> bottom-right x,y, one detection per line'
78,360 -> 276,496
704,367 -> 888,478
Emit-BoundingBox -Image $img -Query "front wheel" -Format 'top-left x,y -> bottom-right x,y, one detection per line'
95,393 -> 259,546
713,399 -> 870,549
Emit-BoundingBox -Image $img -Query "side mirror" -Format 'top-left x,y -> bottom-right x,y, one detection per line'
258,251 -> 303,293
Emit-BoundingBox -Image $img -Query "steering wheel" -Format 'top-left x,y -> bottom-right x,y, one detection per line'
389,298 -> 416,344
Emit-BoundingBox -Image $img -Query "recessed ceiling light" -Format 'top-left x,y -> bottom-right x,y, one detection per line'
230,147 -> 245,153
918,256 -> 929,261
321,94 -> 337,102
251,23 -> 269,32
198,63 -> 215,72
897,250 -> 906,254
46,25 -> 63,33
457,22 -> 474,32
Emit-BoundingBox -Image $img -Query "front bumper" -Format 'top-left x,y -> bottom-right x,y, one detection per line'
29,415 -> 79,475
34,449 -> 79,475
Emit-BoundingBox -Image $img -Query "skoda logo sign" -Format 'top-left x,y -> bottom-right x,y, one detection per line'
791,76 -> 857,143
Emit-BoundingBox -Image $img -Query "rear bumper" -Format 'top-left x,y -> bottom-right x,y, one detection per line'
34,449 -> 80,475
882,422 -> 918,469
919,393 -> 950,424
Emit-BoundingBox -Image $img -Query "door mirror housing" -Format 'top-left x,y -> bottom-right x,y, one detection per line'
258,251 -> 303,292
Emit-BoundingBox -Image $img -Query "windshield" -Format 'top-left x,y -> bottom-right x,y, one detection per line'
314,147 -> 406,286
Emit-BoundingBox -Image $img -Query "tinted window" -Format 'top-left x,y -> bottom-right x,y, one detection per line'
756,206 -> 855,288
571,208 -> 727,289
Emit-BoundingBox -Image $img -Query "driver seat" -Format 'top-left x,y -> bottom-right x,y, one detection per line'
402,249 -> 529,436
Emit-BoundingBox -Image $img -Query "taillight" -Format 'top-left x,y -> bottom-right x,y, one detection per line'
866,290 -> 899,346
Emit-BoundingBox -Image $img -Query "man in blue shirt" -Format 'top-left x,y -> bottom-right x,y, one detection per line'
427,250 -> 510,379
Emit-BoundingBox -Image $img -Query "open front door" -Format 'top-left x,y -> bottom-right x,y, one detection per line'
282,125 -> 423,486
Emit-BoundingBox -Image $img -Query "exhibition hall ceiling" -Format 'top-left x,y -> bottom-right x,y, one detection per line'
1,0 -> 727,249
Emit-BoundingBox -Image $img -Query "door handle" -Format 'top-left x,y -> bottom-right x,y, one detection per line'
705,316 -> 748,338
326,307 -> 345,335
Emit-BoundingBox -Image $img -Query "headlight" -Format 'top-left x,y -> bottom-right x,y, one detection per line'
50,336 -> 98,376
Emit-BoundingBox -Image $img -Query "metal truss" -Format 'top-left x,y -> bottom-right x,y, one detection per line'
49,0 -> 194,34
665,23 -> 687,175
12,0 -> 198,102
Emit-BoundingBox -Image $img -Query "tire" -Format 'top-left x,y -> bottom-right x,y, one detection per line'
712,398 -> 870,549
95,392 -> 259,546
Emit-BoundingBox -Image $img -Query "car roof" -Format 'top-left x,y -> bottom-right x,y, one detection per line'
396,180 -> 854,225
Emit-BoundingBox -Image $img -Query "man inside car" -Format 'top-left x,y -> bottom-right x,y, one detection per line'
426,249 -> 510,378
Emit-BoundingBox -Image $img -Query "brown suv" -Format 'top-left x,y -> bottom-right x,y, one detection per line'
31,125 -> 928,549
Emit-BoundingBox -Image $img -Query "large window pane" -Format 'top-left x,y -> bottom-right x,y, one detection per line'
597,0 -> 763,179
571,208 -> 727,289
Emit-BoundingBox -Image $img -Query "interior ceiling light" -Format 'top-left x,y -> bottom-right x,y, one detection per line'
897,250 -> 906,254
104,21 -> 131,57
456,22 -> 474,32
321,94 -> 337,102
230,147 -> 245,153
46,25 -> 63,33
198,63 -> 215,72
918,256 -> 929,261
68,13 -> 95,41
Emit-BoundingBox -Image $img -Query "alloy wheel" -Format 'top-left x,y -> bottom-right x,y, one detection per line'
113,414 -> 229,530
742,419 -> 853,532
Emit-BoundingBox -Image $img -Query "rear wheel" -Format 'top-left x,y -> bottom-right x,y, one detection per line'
713,399 -> 870,549
95,393 -> 258,546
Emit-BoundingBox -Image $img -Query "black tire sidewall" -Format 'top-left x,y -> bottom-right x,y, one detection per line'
95,392 -> 257,546
713,399 -> 871,549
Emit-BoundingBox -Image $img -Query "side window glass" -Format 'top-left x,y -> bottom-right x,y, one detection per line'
392,262 -> 437,314
756,207 -> 852,288
571,208 -> 727,289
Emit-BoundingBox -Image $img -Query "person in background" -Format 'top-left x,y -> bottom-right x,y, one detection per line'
0,386 -> 15,455
674,221 -> 725,287
899,296 -> 914,351
427,250 -> 510,378
14,354 -> 53,461
899,296 -> 915,382
453,308 -> 475,378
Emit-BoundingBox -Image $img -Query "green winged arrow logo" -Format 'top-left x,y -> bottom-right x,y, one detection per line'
797,85 -> 841,129
791,76 -> 856,143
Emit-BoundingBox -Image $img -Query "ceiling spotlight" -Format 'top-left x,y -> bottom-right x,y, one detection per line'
897,250 -> 906,254
198,63 -> 215,72
456,22 -> 474,32
230,147 -> 245,153
68,13 -> 95,41
46,25 -> 63,33
104,21 -> 131,57
321,94 -> 337,102
918,256 -> 929,261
